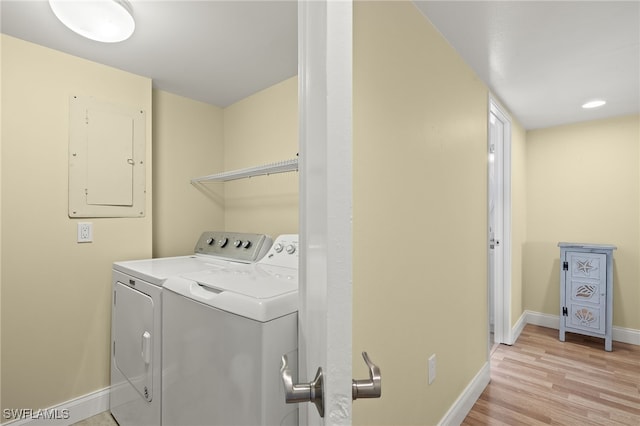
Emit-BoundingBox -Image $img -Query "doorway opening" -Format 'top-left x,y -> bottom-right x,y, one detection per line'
488,97 -> 512,353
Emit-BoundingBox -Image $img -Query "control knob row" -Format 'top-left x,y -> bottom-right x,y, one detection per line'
234,240 -> 252,249
273,243 -> 296,254
205,237 -> 251,249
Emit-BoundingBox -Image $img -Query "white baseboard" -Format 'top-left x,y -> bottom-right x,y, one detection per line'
612,325 -> 640,345
524,310 -> 560,330
509,311 -> 528,345
525,310 -> 640,346
1,387 -> 109,426
437,362 -> 490,426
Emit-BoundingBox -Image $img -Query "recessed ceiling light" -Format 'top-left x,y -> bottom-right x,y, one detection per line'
49,0 -> 135,43
582,100 -> 606,109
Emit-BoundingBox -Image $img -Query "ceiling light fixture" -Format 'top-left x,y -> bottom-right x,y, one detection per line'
49,0 -> 135,43
582,100 -> 606,109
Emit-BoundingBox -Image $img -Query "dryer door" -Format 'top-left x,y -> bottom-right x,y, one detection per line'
113,281 -> 154,401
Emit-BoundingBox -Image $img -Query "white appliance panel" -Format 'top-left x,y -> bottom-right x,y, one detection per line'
113,281 -> 154,401
162,289 -> 298,426
110,271 -> 161,426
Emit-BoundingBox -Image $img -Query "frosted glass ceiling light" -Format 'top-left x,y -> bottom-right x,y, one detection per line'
49,0 -> 135,43
582,100 -> 606,109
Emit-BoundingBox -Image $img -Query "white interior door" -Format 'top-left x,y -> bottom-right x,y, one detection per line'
298,1 -> 353,424
488,106 -> 504,347
488,97 -> 512,346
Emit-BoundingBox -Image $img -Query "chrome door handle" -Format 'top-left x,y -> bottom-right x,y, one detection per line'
352,352 -> 381,400
280,355 -> 324,418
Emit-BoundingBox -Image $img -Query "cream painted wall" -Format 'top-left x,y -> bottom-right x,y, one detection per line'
511,119 -> 527,326
152,90 -> 225,257
353,2 -> 488,424
524,115 -> 640,330
222,77 -> 298,237
1,35 -> 152,414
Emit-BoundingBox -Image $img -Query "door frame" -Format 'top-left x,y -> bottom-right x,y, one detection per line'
298,1 -> 353,425
488,96 -> 513,347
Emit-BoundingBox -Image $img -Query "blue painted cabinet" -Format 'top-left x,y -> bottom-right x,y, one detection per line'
558,243 -> 616,351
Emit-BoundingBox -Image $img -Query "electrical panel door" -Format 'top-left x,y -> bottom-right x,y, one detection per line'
69,95 -> 146,217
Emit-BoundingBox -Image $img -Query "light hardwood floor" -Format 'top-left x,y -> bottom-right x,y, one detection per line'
74,324 -> 639,425
463,324 -> 640,425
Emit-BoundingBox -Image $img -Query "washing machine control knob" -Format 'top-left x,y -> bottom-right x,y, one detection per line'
242,240 -> 252,249
234,240 -> 242,248
206,237 -> 215,245
274,243 -> 284,253
285,244 -> 296,255
218,237 -> 228,248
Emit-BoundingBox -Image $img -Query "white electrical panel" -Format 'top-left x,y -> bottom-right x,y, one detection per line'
68,95 -> 146,218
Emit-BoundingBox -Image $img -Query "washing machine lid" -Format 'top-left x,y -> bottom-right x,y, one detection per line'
164,265 -> 298,322
113,255 -> 232,286
180,264 -> 297,299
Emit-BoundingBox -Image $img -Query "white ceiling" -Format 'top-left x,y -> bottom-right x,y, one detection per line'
1,1 -> 638,129
414,1 -> 640,129
0,0 -> 298,108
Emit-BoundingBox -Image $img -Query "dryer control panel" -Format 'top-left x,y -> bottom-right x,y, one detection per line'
194,231 -> 272,263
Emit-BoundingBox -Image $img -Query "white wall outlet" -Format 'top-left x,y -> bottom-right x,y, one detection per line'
77,222 -> 93,243
428,354 -> 436,385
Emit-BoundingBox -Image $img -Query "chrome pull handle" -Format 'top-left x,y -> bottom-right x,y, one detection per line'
352,351 -> 381,400
280,355 -> 324,418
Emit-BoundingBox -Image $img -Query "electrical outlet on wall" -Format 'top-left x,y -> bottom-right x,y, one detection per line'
428,354 -> 436,385
77,222 -> 93,243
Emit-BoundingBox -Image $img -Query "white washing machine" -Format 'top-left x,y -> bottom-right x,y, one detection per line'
161,234 -> 299,426
110,232 -> 272,426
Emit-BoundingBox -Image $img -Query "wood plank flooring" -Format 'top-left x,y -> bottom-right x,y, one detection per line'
462,324 -> 640,425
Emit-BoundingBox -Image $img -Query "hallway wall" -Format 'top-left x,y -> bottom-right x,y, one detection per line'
353,2 -> 489,424
524,114 -> 640,331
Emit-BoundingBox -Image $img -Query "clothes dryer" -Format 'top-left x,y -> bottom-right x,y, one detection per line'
110,232 -> 272,426
162,235 -> 299,426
